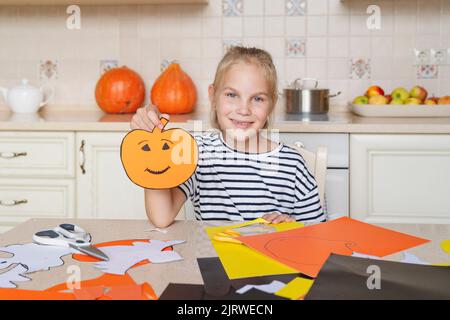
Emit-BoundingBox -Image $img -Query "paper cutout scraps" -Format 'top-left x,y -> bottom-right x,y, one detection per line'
236,280 -> 285,295
72,239 -> 185,275
441,240 -> 450,255
237,217 -> 430,278
0,243 -> 76,288
400,252 -> 430,265
121,117 -> 198,189
0,265 -> 30,288
0,288 -> 75,300
305,254 -> 450,300
275,277 -> 314,300
205,220 -> 303,279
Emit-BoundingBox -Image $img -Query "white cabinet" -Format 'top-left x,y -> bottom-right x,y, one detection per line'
0,132 -> 76,232
75,132 -> 185,220
350,134 -> 450,224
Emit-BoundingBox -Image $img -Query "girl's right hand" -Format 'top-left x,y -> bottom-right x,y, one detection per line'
130,104 -> 170,131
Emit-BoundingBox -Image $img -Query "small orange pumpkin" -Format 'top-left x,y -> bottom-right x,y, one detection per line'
151,62 -> 197,114
95,66 -> 145,114
120,118 -> 198,189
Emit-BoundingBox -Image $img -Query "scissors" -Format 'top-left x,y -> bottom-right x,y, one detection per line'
33,223 -> 109,261
212,218 -> 274,244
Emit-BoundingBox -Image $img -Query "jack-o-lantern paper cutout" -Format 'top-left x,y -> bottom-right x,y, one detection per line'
121,117 -> 198,189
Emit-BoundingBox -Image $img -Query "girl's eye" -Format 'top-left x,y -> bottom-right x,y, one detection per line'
254,96 -> 265,102
226,92 -> 237,98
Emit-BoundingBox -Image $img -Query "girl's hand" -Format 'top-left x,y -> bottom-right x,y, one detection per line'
262,212 -> 296,224
130,104 -> 170,131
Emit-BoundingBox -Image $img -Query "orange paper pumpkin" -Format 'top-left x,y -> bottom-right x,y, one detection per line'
120,117 -> 198,189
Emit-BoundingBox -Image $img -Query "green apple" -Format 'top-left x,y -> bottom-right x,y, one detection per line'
368,95 -> 389,105
390,98 -> 404,105
391,87 -> 410,101
404,97 -> 422,105
352,96 -> 369,104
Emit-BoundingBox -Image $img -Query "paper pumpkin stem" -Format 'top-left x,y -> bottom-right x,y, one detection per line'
158,117 -> 169,131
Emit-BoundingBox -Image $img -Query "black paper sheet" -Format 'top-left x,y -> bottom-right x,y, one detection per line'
305,254 -> 450,300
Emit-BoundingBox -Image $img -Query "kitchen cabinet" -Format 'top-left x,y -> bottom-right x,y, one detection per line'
0,0 -> 208,5
350,134 -> 450,224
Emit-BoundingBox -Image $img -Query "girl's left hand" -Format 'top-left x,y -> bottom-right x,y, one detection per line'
262,212 -> 296,224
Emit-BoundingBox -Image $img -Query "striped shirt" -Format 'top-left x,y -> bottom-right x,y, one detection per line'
177,130 -> 326,223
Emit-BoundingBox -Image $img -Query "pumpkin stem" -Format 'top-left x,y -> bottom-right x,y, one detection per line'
159,117 -> 169,131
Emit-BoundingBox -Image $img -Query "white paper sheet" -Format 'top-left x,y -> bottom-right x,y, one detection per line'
92,240 -> 185,275
400,251 -> 430,265
236,280 -> 286,295
0,264 -> 30,288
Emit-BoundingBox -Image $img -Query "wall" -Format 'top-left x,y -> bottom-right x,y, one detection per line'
0,0 -> 449,112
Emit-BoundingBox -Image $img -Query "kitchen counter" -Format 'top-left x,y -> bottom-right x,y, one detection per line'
2,108 -> 450,133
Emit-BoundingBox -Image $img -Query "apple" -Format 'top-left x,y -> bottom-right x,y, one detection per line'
385,94 -> 392,103
390,98 -> 404,105
365,85 -> 385,97
353,96 -> 369,104
404,97 -> 422,105
424,99 -> 437,105
368,95 -> 389,105
438,96 -> 450,104
429,97 -> 439,104
410,86 -> 428,101
391,87 -> 410,101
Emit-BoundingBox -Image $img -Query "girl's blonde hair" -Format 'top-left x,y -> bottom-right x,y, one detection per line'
210,46 -> 278,129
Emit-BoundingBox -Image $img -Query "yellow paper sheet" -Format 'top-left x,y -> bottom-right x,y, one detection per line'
275,277 -> 314,300
441,240 -> 450,255
205,220 -> 303,279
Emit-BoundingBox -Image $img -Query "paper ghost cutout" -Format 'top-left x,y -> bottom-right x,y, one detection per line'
76,239 -> 185,275
0,265 -> 30,288
120,117 -> 198,189
0,243 -> 76,288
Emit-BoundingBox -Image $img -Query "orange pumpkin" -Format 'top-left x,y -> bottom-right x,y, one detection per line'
151,62 -> 197,114
120,117 -> 198,189
95,66 -> 145,114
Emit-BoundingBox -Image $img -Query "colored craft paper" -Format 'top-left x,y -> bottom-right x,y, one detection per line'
400,251 -> 429,265
0,288 -> 75,300
237,217 -> 430,277
236,280 -> 285,295
205,220 -> 303,279
275,277 -> 314,300
0,243 -> 76,288
305,254 -> 450,300
441,240 -> 450,255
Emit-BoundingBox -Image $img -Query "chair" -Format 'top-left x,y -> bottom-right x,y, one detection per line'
289,142 -> 328,210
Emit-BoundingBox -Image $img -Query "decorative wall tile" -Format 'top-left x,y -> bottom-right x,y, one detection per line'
430,49 -> 447,65
286,0 -> 307,16
100,60 -> 118,75
223,39 -> 243,53
349,58 -> 371,80
223,0 -> 243,17
286,38 -> 306,57
417,65 -> 438,79
39,60 -> 58,80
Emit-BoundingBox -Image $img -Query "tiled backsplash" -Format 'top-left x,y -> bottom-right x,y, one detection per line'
0,0 -> 449,112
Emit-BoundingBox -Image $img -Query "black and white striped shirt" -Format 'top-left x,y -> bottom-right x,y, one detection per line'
178,131 -> 326,223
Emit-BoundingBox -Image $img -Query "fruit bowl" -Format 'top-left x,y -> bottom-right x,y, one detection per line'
349,103 -> 450,118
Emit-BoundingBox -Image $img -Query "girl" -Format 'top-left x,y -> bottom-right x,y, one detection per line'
131,46 -> 326,228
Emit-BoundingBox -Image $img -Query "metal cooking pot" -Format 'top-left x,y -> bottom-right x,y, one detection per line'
282,78 -> 341,114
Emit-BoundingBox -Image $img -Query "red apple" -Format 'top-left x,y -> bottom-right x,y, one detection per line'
410,86 -> 428,101
365,85 -> 385,97
384,94 -> 392,103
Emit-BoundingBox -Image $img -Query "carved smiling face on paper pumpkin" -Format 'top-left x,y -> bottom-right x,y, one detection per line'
120,117 -> 198,189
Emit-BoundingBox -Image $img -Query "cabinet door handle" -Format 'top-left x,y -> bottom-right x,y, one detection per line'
79,140 -> 86,175
294,141 -> 305,149
0,199 -> 28,206
0,152 -> 27,159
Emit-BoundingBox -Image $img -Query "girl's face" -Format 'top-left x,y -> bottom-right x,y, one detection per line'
209,62 -> 273,142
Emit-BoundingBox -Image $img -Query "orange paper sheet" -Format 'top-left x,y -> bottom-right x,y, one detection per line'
0,288 -> 75,300
237,217 -> 430,278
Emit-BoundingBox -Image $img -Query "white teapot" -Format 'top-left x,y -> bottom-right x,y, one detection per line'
0,79 -> 53,113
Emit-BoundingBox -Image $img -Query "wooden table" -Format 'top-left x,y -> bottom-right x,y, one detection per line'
1,218 -> 449,297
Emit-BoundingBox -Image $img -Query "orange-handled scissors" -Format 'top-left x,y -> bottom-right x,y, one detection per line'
212,218 -> 271,244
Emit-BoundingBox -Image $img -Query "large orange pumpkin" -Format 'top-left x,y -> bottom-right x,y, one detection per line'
151,62 -> 197,114
95,66 -> 145,114
120,117 -> 198,189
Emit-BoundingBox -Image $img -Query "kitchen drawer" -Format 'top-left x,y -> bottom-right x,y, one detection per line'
279,133 -> 349,168
0,178 -> 75,220
0,131 -> 75,178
